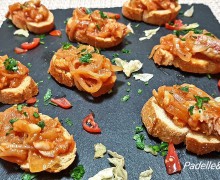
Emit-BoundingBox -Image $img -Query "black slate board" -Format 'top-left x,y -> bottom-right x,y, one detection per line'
0,4 -> 220,180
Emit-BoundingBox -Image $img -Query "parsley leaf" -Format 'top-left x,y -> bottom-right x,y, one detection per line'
44,89 -> 52,102
65,118 -> 73,126
96,24 -> 101,31
121,49 -> 131,54
21,173 -> 36,180
135,126 -> 144,134
133,134 -> 145,150
188,105 -> 194,115
194,96 -> 210,109
79,53 -> 92,63
33,112 -> 40,118
17,104 -> 24,112
62,42 -> 72,50
37,121 -> 45,129
70,165 -> 85,180
4,58 -> 18,71
112,53 -> 119,58
85,8 -> 92,14
99,11 -> 108,19
64,17 -> 70,24
121,95 -> 130,102
9,118 -> 18,124
180,86 -> 189,92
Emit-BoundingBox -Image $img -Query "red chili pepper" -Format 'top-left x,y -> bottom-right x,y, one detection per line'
165,19 -> 183,30
107,12 -> 121,19
26,97 -> 37,105
164,142 -> 182,174
21,38 -> 40,50
14,47 -> 28,54
49,30 -> 62,36
82,113 -> 101,133
218,80 -> 220,88
50,97 -> 72,109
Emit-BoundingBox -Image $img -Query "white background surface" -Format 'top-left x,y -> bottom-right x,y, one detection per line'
0,0 -> 220,27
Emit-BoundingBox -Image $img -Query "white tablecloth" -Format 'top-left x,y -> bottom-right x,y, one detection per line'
0,0 -> 219,27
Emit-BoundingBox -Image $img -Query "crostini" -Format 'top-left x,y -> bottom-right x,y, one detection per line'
48,44 -> 122,97
141,84 -> 220,155
66,8 -> 130,48
0,105 -> 76,173
149,30 -> 220,74
0,55 -> 38,104
6,0 -> 54,34
122,0 -> 181,25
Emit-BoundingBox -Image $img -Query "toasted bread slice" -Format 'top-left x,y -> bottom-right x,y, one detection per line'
141,97 -> 220,155
6,6 -> 54,34
0,76 -> 38,104
20,115 -> 77,173
0,107 -> 76,173
122,0 -> 181,25
153,48 -> 220,74
66,8 -> 130,48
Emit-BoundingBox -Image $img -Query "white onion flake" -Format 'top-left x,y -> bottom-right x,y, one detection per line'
127,23 -> 134,34
14,29 -> 29,37
114,58 -> 143,77
139,167 -> 153,180
180,23 -> 199,30
133,73 -> 154,82
215,97 -> 220,102
184,6 -> 194,17
139,27 -> 160,41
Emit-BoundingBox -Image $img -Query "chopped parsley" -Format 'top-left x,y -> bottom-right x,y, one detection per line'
133,133 -> 145,150
112,53 -> 119,58
23,112 -> 28,117
144,82 -> 149,86
134,126 -> 168,156
207,74 -> 211,79
135,126 -> 144,134
173,28 -> 203,37
27,63 -> 32,68
126,88 -> 130,92
79,53 -> 92,63
9,118 -> 18,124
135,24 -> 140,28
4,58 -> 18,71
70,165 -> 85,180
194,96 -> 210,109
62,42 -> 72,50
121,49 -> 131,54
17,104 -> 24,112
33,112 -> 40,118
21,173 -> 36,180
180,86 -> 189,92
64,17 -> 70,24
205,32 -> 214,37
138,89 -> 142,94
37,34 -> 46,44
65,118 -> 73,126
188,105 -> 194,115
96,24 -> 101,31
121,95 -> 130,102
85,8 -> 92,14
127,82 -> 131,86
37,121 -> 45,129
6,128 -> 13,136
44,88 -> 52,104
99,11 -> 108,19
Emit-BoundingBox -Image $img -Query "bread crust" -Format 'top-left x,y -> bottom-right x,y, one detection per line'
7,10 -> 54,34
122,0 -> 181,25
141,97 -> 189,144
152,47 -> 220,74
141,97 -> 220,155
0,109 -> 76,173
66,9 -> 129,48
0,76 -> 38,104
